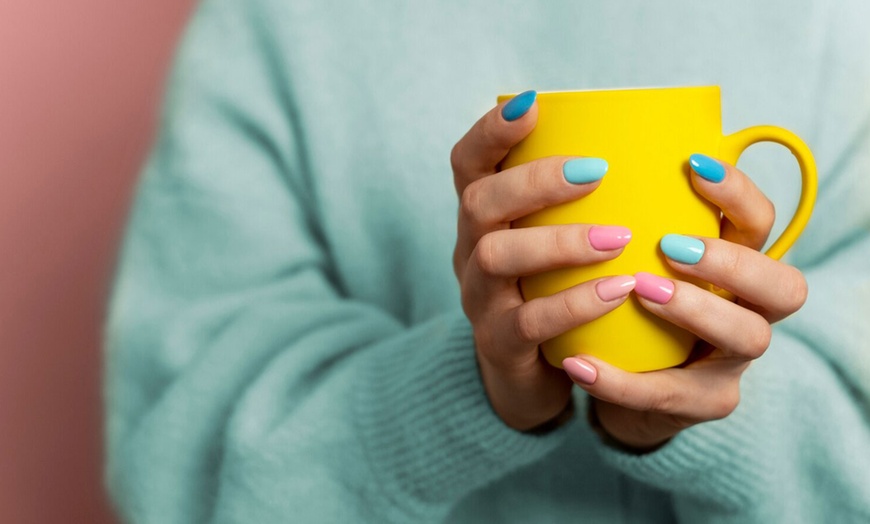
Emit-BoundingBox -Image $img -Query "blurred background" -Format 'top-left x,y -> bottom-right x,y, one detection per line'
0,1 -> 195,522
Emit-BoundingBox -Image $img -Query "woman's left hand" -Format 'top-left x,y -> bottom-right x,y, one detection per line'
564,154 -> 809,451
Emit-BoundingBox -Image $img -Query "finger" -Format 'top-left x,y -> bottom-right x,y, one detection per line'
565,355 -> 746,423
455,155 -> 607,270
496,276 -> 637,353
658,235 -> 809,320
468,224 -> 631,279
633,273 -> 772,361
688,153 -> 775,250
451,90 -> 538,195
459,155 -> 606,235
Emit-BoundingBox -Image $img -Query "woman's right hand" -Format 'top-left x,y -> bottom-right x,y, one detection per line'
451,91 -> 636,431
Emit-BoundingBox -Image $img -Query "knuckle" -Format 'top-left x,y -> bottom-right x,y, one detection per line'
520,157 -> 575,210
471,233 -> 500,276
548,290 -> 592,329
477,114 -> 512,156
557,289 -> 588,326
459,181 -> 484,223
479,115 -> 501,148
524,159 -> 549,195
684,285 -> 713,319
783,267 -> 809,312
745,321 -> 772,359
720,243 -> 745,276
551,226 -> 580,262
525,157 -> 563,202
513,305 -> 542,345
710,387 -> 740,420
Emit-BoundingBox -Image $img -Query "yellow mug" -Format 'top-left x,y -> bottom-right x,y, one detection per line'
498,86 -> 817,372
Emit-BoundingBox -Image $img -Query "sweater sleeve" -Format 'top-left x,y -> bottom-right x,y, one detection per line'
104,1 -> 573,523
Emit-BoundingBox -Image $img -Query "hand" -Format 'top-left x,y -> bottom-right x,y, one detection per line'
451,91 -> 636,431
564,155 -> 809,450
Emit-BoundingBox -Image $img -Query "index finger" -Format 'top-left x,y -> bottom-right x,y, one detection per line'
450,90 -> 538,195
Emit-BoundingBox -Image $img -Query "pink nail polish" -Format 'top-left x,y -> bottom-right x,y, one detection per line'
588,226 -> 632,251
596,275 -> 636,301
634,272 -> 675,304
562,357 -> 597,385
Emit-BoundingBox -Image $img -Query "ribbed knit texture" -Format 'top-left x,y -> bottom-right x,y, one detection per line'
106,0 -> 870,522
355,314 -> 574,521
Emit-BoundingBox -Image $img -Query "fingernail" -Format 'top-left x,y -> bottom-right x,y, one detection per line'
689,153 -> 725,183
589,225 -> 632,251
661,234 -> 705,265
563,157 -> 608,184
634,272 -> 675,304
596,275 -> 637,302
563,357 -> 597,385
501,90 -> 537,121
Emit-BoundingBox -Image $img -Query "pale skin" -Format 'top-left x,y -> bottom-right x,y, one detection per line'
451,97 -> 808,450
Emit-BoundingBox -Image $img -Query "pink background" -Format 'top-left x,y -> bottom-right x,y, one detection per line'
0,1 -> 195,522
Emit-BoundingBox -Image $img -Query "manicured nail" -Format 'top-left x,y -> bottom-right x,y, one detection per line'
562,357 -> 597,385
589,225 -> 632,251
634,272 -> 675,304
661,234 -> 705,265
596,275 -> 637,302
689,153 -> 725,183
563,158 -> 608,184
501,90 -> 537,121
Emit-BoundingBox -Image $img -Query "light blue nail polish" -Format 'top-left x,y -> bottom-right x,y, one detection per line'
501,90 -> 536,121
661,234 -> 706,264
689,153 -> 726,183
563,158 -> 608,184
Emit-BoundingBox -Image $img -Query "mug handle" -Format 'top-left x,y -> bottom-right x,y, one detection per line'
718,125 -> 818,260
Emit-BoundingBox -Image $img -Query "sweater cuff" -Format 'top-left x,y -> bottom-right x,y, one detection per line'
353,312 -> 575,520
586,346 -> 785,511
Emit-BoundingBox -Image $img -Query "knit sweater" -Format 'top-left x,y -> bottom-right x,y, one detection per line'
105,0 -> 870,522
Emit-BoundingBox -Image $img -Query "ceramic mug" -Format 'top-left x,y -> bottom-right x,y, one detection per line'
498,86 -> 817,372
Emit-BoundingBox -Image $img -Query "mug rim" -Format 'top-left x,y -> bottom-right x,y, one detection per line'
498,85 -> 720,101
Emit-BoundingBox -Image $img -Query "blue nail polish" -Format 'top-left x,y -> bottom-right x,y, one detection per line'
501,90 -> 537,121
563,158 -> 608,184
661,234 -> 706,264
689,153 -> 726,183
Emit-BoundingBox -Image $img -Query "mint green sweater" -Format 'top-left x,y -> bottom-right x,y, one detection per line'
106,0 -> 870,522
